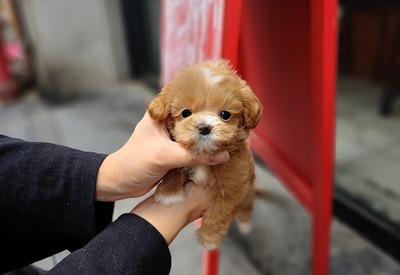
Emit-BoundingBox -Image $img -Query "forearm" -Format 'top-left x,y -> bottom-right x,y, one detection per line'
0,135 -> 113,273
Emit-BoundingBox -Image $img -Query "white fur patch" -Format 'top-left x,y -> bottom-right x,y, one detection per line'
190,165 -> 209,185
155,192 -> 186,206
201,68 -> 224,85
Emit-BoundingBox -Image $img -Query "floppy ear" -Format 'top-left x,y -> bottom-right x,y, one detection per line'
241,85 -> 263,129
147,87 -> 170,121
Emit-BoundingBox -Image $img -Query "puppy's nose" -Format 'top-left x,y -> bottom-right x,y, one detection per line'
198,124 -> 212,135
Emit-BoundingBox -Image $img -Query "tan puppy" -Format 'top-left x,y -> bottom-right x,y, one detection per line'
148,59 -> 263,249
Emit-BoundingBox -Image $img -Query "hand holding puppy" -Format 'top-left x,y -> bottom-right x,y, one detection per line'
130,181 -> 213,245
96,112 -> 230,202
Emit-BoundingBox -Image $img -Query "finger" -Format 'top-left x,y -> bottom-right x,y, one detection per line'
168,143 -> 230,167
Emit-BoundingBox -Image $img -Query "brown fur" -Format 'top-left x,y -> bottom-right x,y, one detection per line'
148,59 -> 263,249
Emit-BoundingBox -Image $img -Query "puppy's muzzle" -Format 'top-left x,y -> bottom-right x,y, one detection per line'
198,123 -> 213,136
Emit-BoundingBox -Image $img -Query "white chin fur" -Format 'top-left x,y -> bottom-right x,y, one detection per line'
196,137 -> 218,154
155,192 -> 186,206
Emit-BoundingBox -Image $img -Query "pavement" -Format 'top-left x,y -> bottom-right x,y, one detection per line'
1,82 -> 399,275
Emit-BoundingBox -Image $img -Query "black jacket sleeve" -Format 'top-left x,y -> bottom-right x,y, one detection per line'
49,214 -> 171,275
0,135 -> 171,274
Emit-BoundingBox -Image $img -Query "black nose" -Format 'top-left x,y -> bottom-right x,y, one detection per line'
198,124 -> 212,135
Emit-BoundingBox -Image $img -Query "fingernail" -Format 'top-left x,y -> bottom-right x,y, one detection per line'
210,151 -> 230,164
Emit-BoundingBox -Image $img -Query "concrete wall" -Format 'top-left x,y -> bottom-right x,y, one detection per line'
21,0 -> 128,98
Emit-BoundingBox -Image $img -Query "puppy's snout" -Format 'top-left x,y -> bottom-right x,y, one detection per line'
198,123 -> 212,135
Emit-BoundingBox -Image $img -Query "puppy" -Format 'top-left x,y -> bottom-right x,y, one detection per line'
147,59 -> 263,249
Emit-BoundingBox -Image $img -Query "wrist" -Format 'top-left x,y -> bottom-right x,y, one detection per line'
96,153 -> 122,201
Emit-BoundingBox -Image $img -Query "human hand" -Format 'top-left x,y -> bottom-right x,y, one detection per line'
96,112 -> 229,201
131,182 -> 214,244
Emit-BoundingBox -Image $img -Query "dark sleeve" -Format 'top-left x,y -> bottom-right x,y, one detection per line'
0,135 -> 114,273
49,214 -> 172,275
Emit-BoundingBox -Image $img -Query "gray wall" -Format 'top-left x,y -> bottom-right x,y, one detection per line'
21,0 -> 128,97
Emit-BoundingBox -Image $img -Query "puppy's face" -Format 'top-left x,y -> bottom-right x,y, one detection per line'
148,60 -> 262,155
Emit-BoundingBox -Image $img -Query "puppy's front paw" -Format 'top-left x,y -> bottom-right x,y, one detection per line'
154,191 -> 186,206
196,228 -> 221,250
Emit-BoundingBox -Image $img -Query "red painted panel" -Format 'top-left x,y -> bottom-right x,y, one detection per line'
236,1 -> 337,274
238,0 -> 314,187
161,0 -> 225,85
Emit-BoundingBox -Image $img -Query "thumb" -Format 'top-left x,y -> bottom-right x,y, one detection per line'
208,151 -> 230,165
168,142 -> 230,168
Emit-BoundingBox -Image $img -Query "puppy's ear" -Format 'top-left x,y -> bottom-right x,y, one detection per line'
147,87 -> 170,121
241,84 -> 263,129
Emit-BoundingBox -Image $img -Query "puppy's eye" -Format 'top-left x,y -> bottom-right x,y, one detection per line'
219,111 -> 231,121
181,109 -> 192,118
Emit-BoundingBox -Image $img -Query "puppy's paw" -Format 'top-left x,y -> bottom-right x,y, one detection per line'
200,240 -> 219,251
196,228 -> 221,250
235,219 -> 253,235
154,191 -> 186,206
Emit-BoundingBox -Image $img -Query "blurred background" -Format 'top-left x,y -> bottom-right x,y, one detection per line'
0,0 -> 399,274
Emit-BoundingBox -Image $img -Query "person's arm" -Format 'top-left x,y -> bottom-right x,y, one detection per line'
0,135 -> 114,273
49,183 -> 211,275
0,112 -> 228,274
0,134 -> 173,275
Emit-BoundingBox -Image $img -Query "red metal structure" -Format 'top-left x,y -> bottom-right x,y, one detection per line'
161,1 -> 337,274
236,1 -> 338,275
